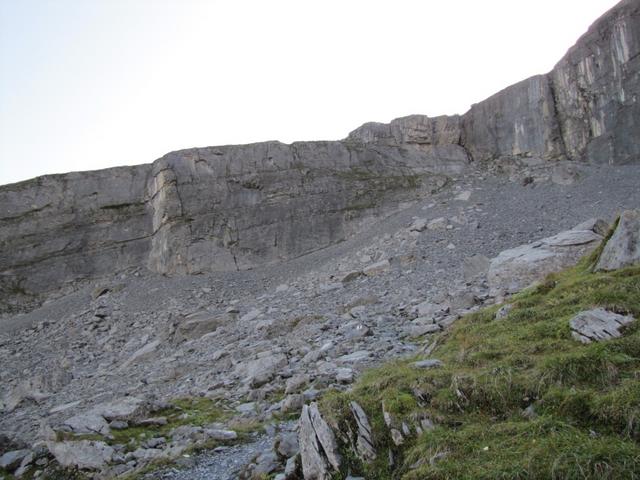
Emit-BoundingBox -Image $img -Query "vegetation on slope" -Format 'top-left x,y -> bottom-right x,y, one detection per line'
320,249 -> 640,479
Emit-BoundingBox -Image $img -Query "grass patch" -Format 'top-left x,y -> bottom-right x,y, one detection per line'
319,257 -> 640,479
108,397 -> 233,451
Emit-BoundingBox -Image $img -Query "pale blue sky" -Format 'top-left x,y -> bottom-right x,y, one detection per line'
0,0 -> 621,185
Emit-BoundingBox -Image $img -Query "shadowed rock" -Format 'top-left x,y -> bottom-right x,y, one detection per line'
596,209 -> 640,271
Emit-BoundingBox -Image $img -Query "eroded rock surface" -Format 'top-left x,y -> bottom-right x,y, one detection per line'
570,308 -> 636,343
596,209 -> 640,270
488,222 -> 606,296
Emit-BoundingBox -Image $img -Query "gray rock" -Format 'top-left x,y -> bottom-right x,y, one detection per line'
427,217 -> 447,230
596,210 -> 640,271
174,313 -> 227,342
276,431 -> 299,458
284,455 -> 298,477
47,440 -> 114,470
1,0 -> 639,308
285,374 -> 310,394
463,254 -> 490,282
350,401 -> 376,462
299,403 -> 341,480
335,368 -> 354,384
120,340 -> 161,369
92,396 -> 149,422
339,271 -> 364,283
495,304 -> 514,320
569,308 -> 636,343
252,451 -> 280,476
62,412 -> 111,436
573,218 -> 610,237
0,449 -> 30,472
412,359 -> 443,369
281,394 -> 305,414
409,218 -> 428,232
337,350 -> 372,364
205,429 -> 238,441
488,227 -> 602,296
363,259 -> 391,277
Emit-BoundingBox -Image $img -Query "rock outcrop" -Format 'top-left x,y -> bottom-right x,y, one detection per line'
596,209 -> 640,270
1,0 -> 639,305
487,221 -> 606,296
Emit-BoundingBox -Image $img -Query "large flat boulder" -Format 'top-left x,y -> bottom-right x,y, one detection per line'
488,224 -> 605,296
47,440 -> 114,470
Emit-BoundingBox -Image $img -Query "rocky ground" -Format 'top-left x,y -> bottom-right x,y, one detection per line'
1,163 -> 640,479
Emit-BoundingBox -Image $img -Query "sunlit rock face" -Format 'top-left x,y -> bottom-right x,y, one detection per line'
551,0 -> 640,164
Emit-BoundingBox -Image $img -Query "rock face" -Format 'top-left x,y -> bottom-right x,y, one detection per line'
1,0 -> 639,304
351,0 -> 640,166
0,142 -> 458,303
596,209 -> 640,270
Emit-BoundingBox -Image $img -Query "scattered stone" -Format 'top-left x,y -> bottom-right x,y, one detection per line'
276,431 -> 299,458
337,351 -> 372,364
350,401 -> 376,462
282,394 -> 305,414
363,260 -> 391,277
409,218 -> 428,232
569,308 -> 636,343
412,359 -> 443,369
335,368 -> 354,384
427,217 -> 447,230
205,429 -> 238,441
454,190 -> 471,201
0,449 -> 30,472
495,304 -> 513,320
285,374 -> 310,394
47,440 -> 114,470
340,271 -> 364,283
175,313 -> 226,342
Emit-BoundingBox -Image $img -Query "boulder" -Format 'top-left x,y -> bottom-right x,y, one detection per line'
62,412 -> 111,436
47,440 -> 114,470
93,396 -> 149,422
488,225 -> 603,296
0,449 -> 31,472
596,210 -> 640,271
363,260 -> 391,277
276,431 -> 299,458
174,313 -> 227,342
569,308 -> 636,343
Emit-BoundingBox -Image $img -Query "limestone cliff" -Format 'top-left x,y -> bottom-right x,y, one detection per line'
350,0 -> 640,165
0,0 -> 638,303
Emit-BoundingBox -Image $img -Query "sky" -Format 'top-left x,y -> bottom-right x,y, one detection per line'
0,0 -> 622,186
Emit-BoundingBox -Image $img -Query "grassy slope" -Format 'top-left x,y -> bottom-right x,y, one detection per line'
320,247 -> 640,479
